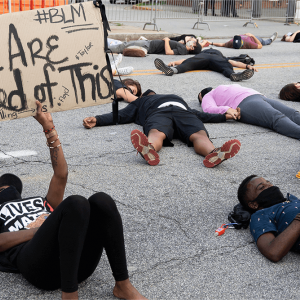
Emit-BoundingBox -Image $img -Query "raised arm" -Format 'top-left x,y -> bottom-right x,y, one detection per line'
257,215 -> 300,262
34,101 -> 68,209
163,37 -> 175,55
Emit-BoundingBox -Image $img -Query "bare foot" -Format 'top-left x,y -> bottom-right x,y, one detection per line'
62,291 -> 78,300
113,279 -> 147,300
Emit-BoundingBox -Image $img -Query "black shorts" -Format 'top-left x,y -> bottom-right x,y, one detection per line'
143,106 -> 208,147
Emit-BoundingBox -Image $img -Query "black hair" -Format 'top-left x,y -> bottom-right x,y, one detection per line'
189,42 -> 202,55
122,78 -> 142,97
0,173 -> 23,194
199,87 -> 213,104
279,83 -> 300,102
237,174 -> 257,213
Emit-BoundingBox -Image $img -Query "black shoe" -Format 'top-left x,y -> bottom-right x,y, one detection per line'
230,69 -> 254,82
154,58 -> 174,76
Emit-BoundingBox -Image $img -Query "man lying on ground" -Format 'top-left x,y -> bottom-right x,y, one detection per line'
199,84 -> 300,140
108,37 -> 201,55
83,81 -> 241,168
209,32 -> 278,49
154,49 -> 257,82
238,175 -> 300,262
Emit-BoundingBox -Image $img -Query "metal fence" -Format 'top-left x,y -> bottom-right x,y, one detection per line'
1,0 -> 300,29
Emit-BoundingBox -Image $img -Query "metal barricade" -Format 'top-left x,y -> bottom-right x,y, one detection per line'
1,0 -> 298,29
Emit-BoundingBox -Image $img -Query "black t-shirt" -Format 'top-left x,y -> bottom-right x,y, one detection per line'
148,40 -> 188,55
0,196 -> 52,273
293,32 -> 300,43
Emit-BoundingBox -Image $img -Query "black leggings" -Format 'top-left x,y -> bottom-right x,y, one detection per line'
176,49 -> 234,78
16,193 -> 128,293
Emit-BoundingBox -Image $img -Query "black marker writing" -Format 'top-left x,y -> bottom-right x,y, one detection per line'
9,24 -> 28,71
34,4 -> 86,25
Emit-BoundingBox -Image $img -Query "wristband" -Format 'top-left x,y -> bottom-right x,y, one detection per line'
44,126 -> 55,133
45,130 -> 57,139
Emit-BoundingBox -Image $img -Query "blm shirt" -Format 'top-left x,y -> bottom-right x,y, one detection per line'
0,196 -> 52,272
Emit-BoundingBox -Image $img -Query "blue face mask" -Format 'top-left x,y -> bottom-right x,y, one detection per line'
0,186 -> 22,204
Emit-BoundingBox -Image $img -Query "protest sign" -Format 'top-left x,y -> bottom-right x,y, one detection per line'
0,1 -> 113,122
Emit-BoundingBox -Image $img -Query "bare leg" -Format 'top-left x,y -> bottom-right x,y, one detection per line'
113,279 -> 147,300
147,129 -> 166,152
62,291 -> 78,300
189,130 -> 215,156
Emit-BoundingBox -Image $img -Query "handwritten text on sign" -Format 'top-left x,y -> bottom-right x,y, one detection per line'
0,2 -> 112,121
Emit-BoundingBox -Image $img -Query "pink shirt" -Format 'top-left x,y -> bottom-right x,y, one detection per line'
201,84 -> 260,114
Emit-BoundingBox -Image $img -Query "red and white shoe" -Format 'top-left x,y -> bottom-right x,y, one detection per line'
203,139 -> 241,168
131,129 -> 160,166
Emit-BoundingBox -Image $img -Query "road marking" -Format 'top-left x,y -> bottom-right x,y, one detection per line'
129,62 -> 300,76
0,150 -> 37,159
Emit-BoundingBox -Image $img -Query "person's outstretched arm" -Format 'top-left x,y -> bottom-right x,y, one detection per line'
209,41 -> 226,47
163,37 -> 175,55
34,101 -> 68,209
228,60 -> 258,72
83,103 -> 138,129
257,214 -> 300,262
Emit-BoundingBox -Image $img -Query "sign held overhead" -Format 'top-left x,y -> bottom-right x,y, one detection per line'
0,1 -> 113,122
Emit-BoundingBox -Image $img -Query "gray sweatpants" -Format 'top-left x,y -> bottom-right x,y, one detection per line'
238,94 -> 300,140
108,40 -> 151,53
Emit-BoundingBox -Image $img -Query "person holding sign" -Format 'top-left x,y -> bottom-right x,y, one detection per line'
0,101 -> 147,300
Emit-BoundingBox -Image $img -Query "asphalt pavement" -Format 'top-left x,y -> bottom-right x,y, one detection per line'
1,16 -> 300,300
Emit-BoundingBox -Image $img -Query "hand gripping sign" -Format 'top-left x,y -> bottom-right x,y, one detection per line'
0,1 -> 113,121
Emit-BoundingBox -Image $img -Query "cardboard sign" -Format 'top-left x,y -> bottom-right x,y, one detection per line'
0,2 -> 113,122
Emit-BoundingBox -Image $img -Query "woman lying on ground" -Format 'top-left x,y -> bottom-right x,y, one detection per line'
279,82 -> 300,102
0,101 -> 147,300
281,30 -> 300,43
199,84 -> 300,140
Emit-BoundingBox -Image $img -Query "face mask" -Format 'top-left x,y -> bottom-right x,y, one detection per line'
251,186 -> 285,209
186,41 -> 194,48
0,186 -> 22,204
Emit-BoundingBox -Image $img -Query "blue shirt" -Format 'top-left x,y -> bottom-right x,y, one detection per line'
250,194 -> 300,251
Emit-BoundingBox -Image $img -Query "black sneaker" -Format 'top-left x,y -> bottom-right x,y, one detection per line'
154,58 -> 174,76
230,69 -> 254,82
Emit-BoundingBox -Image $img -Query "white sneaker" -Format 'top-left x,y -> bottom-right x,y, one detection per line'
113,53 -> 123,68
115,66 -> 134,76
270,32 -> 278,44
138,36 -> 148,41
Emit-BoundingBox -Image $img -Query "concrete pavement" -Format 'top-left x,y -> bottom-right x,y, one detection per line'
1,10 -> 300,300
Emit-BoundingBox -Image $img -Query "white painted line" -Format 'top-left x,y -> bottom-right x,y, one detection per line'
0,150 -> 38,159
